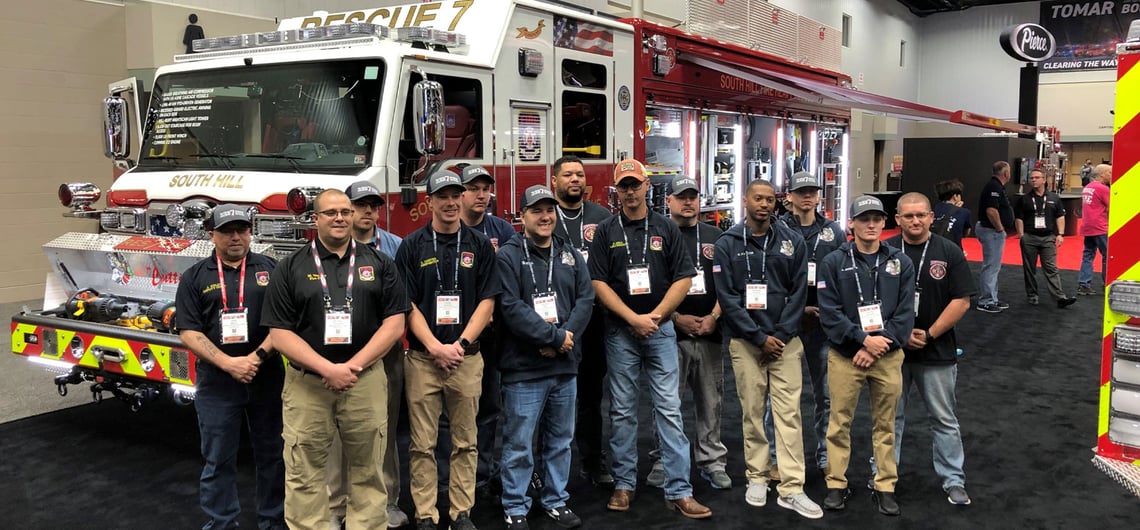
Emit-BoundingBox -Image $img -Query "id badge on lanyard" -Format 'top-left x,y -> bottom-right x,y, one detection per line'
914,289 -> 922,317
858,303 -> 884,332
746,281 -> 767,310
628,265 -> 651,295
533,291 -> 559,323
220,309 -> 249,344
436,290 -> 462,325
688,269 -> 707,295
1034,215 -> 1047,230
324,310 -> 352,344
579,247 -> 589,264
807,262 -> 817,286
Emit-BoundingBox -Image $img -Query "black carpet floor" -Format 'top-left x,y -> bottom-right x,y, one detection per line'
2,264 -> 1139,529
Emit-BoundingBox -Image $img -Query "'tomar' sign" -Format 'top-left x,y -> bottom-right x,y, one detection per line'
1000,23 -> 1057,62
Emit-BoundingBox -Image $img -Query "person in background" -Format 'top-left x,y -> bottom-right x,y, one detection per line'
177,204 -> 285,530
1014,170 -> 1077,309
1080,159 -> 1094,187
933,179 -> 971,249
1077,164 -> 1111,295
974,162 -> 1014,313
497,185 -> 595,530
262,190 -> 408,530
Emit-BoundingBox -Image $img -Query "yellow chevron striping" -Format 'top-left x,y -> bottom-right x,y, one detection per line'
1100,380 -> 1110,437
1108,166 -> 1140,235
1116,58 -> 1140,132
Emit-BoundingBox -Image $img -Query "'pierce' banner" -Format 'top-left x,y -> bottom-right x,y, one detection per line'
1038,0 -> 1140,72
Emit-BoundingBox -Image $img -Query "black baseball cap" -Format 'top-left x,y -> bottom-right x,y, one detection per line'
849,195 -> 887,218
669,175 -> 699,196
345,181 -> 384,204
461,165 -> 495,185
789,171 -> 821,191
427,169 -> 465,195
520,185 -> 557,209
209,204 -> 252,230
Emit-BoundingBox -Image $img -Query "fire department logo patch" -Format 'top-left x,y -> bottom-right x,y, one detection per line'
561,250 -> 576,266
701,243 -> 715,260
255,271 -> 270,286
780,240 -> 794,256
358,266 -> 374,281
820,227 -> 835,242
885,258 -> 901,276
460,252 -> 475,268
929,260 -> 948,280
649,236 -> 664,251
583,224 -> 597,242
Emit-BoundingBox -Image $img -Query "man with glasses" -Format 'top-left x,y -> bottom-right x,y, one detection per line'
868,193 -> 975,506
262,190 -> 409,530
177,204 -> 285,530
590,159 -> 711,519
322,181 -> 410,529
817,196 -> 914,516
549,155 -> 615,487
397,169 -> 500,530
1014,170 -> 1077,308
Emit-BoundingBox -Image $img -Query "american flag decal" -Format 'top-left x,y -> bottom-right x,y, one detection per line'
553,15 -> 613,57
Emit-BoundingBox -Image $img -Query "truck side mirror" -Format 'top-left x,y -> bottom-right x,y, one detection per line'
102,96 -> 130,160
413,80 -> 445,156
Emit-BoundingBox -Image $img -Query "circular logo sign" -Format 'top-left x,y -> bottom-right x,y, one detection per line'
1000,23 -> 1056,62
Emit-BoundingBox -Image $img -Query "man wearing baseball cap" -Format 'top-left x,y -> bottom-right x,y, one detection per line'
816,195 -> 915,516
496,185 -> 595,529
641,175 -> 729,492
177,204 -> 285,530
589,159 -> 711,519
323,181 -> 410,528
396,169 -> 499,530
764,171 -> 847,477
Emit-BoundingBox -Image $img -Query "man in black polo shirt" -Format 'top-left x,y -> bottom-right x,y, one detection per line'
396,169 -> 500,530
550,155 -> 614,486
177,204 -> 285,530
590,159 -> 710,519
262,189 -> 409,530
878,192 -> 976,506
975,161 -> 1014,313
1014,169 -> 1076,308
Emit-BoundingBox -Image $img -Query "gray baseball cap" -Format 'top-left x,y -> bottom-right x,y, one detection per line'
789,171 -> 821,191
669,175 -> 699,196
849,195 -> 887,218
209,203 -> 252,230
520,185 -> 558,209
345,180 -> 384,204
427,170 -> 465,195
461,165 -> 495,185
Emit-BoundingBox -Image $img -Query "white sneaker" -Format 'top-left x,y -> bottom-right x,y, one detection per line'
778,492 -> 824,520
745,481 -> 768,507
388,504 -> 411,527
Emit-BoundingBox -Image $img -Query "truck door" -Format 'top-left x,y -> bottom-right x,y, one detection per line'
107,78 -> 144,176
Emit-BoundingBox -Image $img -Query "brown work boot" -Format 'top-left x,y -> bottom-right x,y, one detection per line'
666,496 -> 712,519
607,488 -> 633,511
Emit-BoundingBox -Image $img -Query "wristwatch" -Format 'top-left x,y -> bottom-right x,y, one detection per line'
923,329 -> 934,343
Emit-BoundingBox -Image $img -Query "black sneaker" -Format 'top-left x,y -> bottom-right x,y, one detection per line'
823,488 -> 851,510
1058,297 -> 1077,308
872,490 -> 901,516
450,511 -> 477,530
504,514 -> 529,530
545,506 -> 582,528
996,301 -> 1010,310
580,462 -> 614,487
416,518 -> 436,530
1077,285 -> 1097,296
475,481 -> 502,510
975,303 -> 1002,313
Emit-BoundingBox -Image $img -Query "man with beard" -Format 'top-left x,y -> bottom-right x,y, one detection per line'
497,185 -> 595,529
262,190 -> 409,529
549,155 -> 614,486
177,204 -> 285,530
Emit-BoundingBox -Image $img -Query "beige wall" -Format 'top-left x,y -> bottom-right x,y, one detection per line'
0,0 -> 126,303
127,3 -> 276,70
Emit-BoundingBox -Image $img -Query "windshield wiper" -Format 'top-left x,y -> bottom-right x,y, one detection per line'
244,154 -> 304,173
141,155 -> 182,162
190,153 -> 236,170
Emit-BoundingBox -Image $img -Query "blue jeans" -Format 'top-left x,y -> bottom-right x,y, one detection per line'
1079,234 -> 1108,287
871,363 -> 966,490
499,375 -> 577,517
195,361 -> 286,530
764,326 -> 829,468
606,320 -> 694,499
975,223 -> 1006,305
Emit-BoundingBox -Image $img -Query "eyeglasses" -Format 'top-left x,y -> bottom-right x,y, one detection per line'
317,209 -> 355,218
897,212 -> 931,220
616,180 -> 644,191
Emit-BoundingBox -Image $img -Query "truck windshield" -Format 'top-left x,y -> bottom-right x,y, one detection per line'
136,59 -> 385,175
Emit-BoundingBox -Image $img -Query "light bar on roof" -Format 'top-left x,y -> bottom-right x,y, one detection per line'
190,23 -> 389,54
394,26 -> 468,53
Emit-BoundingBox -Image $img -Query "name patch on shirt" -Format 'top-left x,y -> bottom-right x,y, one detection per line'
420,257 -> 438,268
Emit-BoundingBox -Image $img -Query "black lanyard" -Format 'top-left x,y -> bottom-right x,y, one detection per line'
310,240 -> 356,311
522,237 -> 555,293
431,228 -> 462,291
849,248 -> 881,304
743,223 -> 768,282
620,215 -> 650,265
